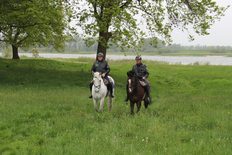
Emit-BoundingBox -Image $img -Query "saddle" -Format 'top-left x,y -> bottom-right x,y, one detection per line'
103,77 -> 113,86
91,77 -> 113,86
139,80 -> 151,88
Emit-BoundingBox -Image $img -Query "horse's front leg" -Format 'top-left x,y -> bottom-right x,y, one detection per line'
99,97 -> 105,113
136,100 -> 142,113
130,101 -> 135,115
93,99 -> 98,112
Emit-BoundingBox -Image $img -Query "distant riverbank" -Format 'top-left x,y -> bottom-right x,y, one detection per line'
1,52 -> 232,65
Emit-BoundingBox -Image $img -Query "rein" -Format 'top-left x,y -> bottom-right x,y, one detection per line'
128,76 -> 140,93
128,84 -> 138,91
94,83 -> 101,89
93,77 -> 102,93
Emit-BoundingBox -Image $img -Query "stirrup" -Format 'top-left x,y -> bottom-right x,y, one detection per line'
146,96 -> 152,104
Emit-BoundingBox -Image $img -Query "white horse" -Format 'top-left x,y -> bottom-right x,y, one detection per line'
92,72 -> 115,112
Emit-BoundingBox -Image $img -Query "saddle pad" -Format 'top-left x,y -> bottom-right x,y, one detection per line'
139,81 -> 147,86
139,80 -> 151,87
108,77 -> 113,83
103,78 -> 109,85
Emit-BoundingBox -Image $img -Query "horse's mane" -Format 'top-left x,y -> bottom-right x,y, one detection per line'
127,70 -> 135,78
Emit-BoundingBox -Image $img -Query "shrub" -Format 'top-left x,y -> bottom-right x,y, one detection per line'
31,48 -> 39,58
2,46 -> 12,58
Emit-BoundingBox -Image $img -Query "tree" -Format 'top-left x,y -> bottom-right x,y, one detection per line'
75,0 -> 228,59
0,0 -> 74,59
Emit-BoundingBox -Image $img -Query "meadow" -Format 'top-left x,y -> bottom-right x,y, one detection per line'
0,57 -> 232,154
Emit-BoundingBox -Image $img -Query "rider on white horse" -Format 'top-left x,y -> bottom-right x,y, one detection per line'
124,55 -> 151,103
89,52 -> 115,98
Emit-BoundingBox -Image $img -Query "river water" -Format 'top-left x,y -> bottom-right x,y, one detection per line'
1,52 -> 232,66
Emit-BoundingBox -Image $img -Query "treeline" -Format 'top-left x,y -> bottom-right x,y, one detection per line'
1,35 -> 232,55
63,36 -> 232,54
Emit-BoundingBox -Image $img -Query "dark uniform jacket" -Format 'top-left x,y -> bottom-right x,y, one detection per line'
132,63 -> 149,79
91,60 -> 110,75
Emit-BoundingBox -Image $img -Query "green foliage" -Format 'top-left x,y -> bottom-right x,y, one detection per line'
0,58 -> 232,154
31,48 -> 39,58
75,0 -> 228,53
0,0 -> 74,58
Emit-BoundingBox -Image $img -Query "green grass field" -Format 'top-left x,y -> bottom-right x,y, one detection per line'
0,57 -> 232,154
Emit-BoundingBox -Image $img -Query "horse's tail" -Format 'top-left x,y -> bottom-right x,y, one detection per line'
108,95 -> 113,111
107,76 -> 114,111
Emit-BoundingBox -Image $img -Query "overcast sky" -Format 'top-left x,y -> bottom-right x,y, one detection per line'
171,1 -> 232,46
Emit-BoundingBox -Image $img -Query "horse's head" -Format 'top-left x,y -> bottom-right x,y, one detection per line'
127,70 -> 136,94
93,72 -> 102,93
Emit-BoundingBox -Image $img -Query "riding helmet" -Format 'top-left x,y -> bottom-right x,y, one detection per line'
97,52 -> 104,57
135,55 -> 142,60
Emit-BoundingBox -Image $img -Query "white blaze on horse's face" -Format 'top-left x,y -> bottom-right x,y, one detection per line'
93,72 -> 101,93
128,79 -> 132,93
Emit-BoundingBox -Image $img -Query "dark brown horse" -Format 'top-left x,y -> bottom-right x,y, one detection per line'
126,70 -> 150,114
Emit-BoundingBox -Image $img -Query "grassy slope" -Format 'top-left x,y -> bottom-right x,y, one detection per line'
0,57 -> 232,154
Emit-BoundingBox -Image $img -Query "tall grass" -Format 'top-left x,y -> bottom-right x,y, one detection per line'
0,57 -> 232,154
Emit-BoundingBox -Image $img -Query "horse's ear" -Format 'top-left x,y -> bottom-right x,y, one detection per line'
99,72 -> 102,75
92,71 -> 94,76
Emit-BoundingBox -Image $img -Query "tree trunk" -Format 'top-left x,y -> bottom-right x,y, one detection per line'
97,42 -> 107,60
96,31 -> 111,60
12,45 -> 20,59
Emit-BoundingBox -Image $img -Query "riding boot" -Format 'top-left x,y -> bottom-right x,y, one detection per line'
144,86 -> 151,102
124,84 -> 129,102
89,83 -> 93,98
107,83 -> 114,98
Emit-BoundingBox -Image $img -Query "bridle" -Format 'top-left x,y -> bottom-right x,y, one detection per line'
128,76 -> 138,93
94,82 -> 101,89
93,76 -> 102,93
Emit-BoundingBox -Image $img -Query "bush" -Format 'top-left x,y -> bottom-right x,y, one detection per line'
143,49 -> 158,53
2,46 -> 12,58
210,49 -> 227,53
31,48 -> 39,58
158,48 -> 179,54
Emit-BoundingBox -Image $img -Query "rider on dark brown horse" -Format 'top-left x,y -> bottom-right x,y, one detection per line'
124,55 -> 151,102
89,52 -> 115,98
